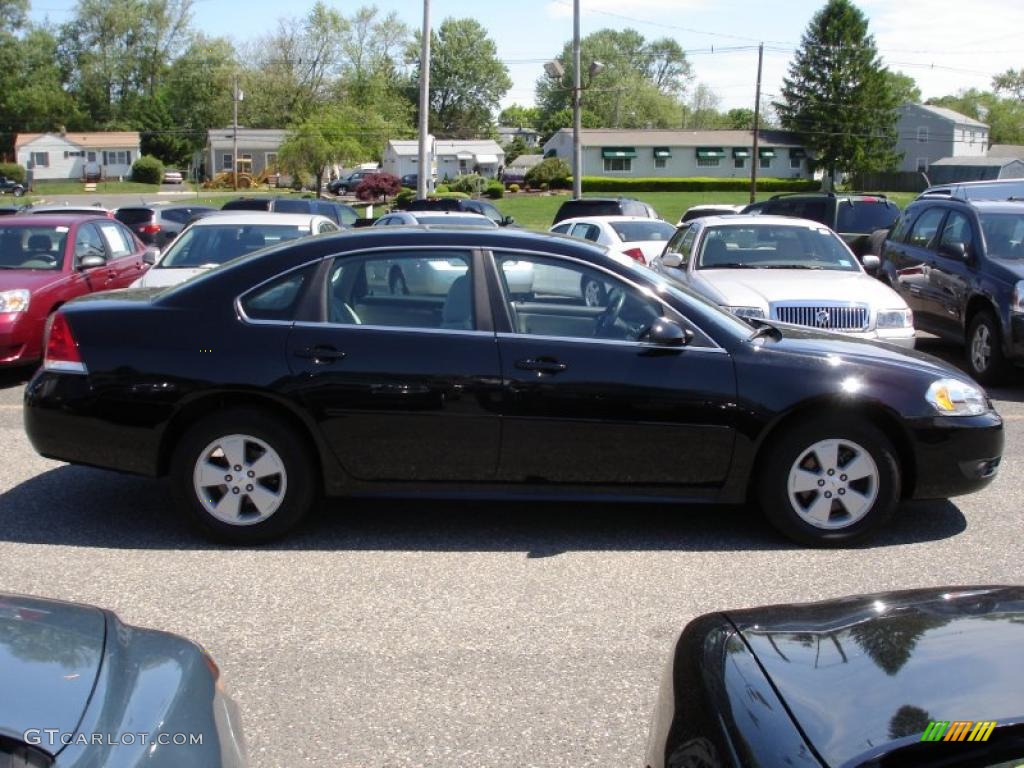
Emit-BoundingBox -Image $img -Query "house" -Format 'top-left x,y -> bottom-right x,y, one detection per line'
926,156 -> 1024,184
14,132 -> 141,182
203,128 -> 287,179
541,128 -> 813,179
497,126 -> 541,148
382,137 -> 505,181
894,104 -> 988,174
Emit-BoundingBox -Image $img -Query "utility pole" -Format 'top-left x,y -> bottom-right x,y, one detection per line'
749,43 -> 763,205
416,0 -> 431,199
232,74 -> 240,191
572,0 -> 582,199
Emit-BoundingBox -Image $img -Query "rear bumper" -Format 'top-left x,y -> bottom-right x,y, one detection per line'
24,370 -> 163,476
907,411 -> 1003,499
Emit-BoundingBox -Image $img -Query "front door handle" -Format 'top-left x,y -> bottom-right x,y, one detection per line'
515,357 -> 567,374
294,345 -> 346,364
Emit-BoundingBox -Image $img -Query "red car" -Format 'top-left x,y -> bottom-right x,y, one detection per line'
0,215 -> 154,366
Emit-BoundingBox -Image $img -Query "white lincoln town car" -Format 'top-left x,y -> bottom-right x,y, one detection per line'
651,215 -> 915,347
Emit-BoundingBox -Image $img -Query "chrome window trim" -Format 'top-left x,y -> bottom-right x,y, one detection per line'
495,332 -> 728,353
486,245 -> 723,350
294,321 -> 493,338
235,256 -> 325,325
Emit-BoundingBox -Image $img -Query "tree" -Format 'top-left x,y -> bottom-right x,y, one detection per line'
881,71 -> 921,105
993,69 -> 1024,101
928,89 -> 1024,145
775,0 -> 900,183
1,0 -> 29,33
682,83 -> 725,129
499,104 -> 541,128
407,18 -> 511,138
535,28 -> 693,130
355,172 -> 401,202
162,35 -> 237,158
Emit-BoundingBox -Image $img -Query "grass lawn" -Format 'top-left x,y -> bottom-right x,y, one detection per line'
30,180 -> 164,196
493,190 -> 918,231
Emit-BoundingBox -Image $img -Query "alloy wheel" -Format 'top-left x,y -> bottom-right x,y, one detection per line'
971,323 -> 992,373
786,438 -> 879,530
193,434 -> 287,526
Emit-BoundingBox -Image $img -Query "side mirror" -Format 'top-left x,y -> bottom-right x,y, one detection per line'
939,241 -> 968,260
647,317 -> 691,347
143,246 -> 160,265
661,250 -> 683,268
78,254 -> 106,269
502,215 -> 515,226
861,254 -> 881,273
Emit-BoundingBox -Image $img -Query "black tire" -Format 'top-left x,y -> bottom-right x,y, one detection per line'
389,268 -> 409,295
13,187 -> 24,198
757,416 -> 900,546
170,408 -> 317,544
966,311 -> 1008,385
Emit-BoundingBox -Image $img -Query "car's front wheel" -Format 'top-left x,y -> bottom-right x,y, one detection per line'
966,311 -> 1008,385
170,408 -> 317,544
758,417 -> 899,546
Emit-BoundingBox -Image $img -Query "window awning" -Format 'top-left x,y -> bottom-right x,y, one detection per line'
475,153 -> 499,164
456,151 -> 474,160
789,148 -> 807,159
732,148 -> 750,158
601,147 -> 638,159
758,147 -> 776,158
653,147 -> 672,158
696,147 -> 726,159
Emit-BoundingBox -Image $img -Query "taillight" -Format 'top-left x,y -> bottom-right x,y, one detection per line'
44,313 -> 87,374
139,223 -> 161,234
623,247 -> 646,263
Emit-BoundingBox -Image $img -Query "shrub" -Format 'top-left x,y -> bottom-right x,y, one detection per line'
579,176 -> 821,193
435,184 -> 450,193
540,182 -> 549,192
525,157 -> 571,189
393,188 -> 416,209
484,180 -> 504,199
425,191 -> 469,200
508,183 -> 520,194
0,163 -> 26,184
355,172 -> 402,202
130,155 -> 164,185
449,174 -> 485,194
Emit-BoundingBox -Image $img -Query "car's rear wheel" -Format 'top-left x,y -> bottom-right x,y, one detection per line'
170,409 -> 316,544
966,311 -> 1007,385
758,417 -> 899,546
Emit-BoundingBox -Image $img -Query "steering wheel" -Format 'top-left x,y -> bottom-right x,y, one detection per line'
593,286 -> 626,338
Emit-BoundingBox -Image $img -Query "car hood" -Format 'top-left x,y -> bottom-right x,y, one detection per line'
729,586 -> 1024,768
693,268 -> 906,310
133,266 -> 207,288
0,269 -> 65,292
0,594 -> 106,752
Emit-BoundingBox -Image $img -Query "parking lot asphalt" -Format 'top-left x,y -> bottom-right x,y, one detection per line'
0,338 -> 1022,767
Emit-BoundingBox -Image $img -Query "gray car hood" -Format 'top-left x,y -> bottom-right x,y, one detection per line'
0,594 -> 105,752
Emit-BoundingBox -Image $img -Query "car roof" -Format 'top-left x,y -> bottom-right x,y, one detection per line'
188,212 -> 333,226
1,214 -> 101,225
555,215 -> 666,226
696,214 -> 831,228
909,198 -> 1024,214
25,205 -> 110,215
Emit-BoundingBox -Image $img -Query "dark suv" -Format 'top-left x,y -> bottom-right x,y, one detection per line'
0,175 -> 26,197
552,196 -> 658,225
880,197 -> 1024,383
744,192 -> 901,257
220,196 -> 357,227
404,197 -> 514,226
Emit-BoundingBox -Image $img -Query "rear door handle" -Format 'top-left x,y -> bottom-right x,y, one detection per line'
515,357 -> 567,374
294,345 -> 346,364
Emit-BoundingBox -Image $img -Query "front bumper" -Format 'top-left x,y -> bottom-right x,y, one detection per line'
0,311 -> 41,365
908,411 -> 1003,499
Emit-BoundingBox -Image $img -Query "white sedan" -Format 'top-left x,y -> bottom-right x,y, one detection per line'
550,216 -> 677,267
650,215 -> 916,347
131,212 -> 339,288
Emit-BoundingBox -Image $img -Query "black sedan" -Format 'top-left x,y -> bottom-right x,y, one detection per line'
23,228 -> 1002,544
646,586 -> 1024,768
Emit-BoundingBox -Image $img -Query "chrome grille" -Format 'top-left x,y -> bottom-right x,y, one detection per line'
773,304 -> 869,331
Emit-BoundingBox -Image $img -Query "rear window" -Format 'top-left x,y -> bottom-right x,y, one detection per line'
274,199 -> 314,214
610,221 -> 676,242
555,201 -> 622,222
836,200 -> 900,233
114,208 -> 154,225
156,224 -> 310,268
221,199 -> 272,211
415,215 -> 497,227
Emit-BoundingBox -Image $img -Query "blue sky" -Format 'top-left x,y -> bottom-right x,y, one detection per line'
29,0 -> 1024,113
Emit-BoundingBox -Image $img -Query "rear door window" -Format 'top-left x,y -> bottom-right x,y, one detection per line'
907,207 -> 947,249
97,221 -> 134,257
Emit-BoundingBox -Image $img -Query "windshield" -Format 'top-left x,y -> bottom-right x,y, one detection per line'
696,224 -> 860,271
156,224 -> 310,268
980,213 -> 1024,259
0,225 -> 69,270
610,221 -> 676,242
415,215 -> 497,227
836,199 -> 900,233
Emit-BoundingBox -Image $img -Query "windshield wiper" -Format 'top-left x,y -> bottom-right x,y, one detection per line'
702,262 -> 757,269
759,264 -> 827,270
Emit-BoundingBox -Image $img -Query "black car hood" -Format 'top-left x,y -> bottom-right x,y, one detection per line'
728,586 -> 1024,767
0,594 -> 106,752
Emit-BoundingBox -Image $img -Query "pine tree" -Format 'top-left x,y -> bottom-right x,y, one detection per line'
775,0 -> 899,185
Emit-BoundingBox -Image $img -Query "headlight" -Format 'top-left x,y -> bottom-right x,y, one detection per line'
725,306 -> 766,320
925,379 -> 989,416
0,289 -> 30,313
876,308 -> 913,329
1012,281 -> 1024,314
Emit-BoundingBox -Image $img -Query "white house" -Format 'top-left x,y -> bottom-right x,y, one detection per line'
542,128 -> 813,179
204,128 -> 287,178
894,103 -> 989,174
497,126 -> 540,148
382,137 -> 434,179
382,137 -> 505,181
15,132 -> 141,182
